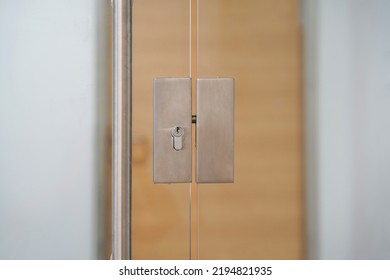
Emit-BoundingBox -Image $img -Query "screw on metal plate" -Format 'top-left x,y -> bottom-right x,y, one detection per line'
171,126 -> 184,151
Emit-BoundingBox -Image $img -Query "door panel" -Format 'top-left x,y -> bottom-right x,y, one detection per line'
197,0 -> 304,259
132,0 -> 191,259
130,0 -> 303,259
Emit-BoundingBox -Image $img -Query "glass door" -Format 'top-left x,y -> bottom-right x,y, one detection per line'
196,0 -> 304,259
129,0 -> 304,259
131,0 -> 191,259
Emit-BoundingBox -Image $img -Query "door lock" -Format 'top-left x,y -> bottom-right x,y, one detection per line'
153,78 -> 192,183
153,77 -> 234,184
171,126 -> 184,151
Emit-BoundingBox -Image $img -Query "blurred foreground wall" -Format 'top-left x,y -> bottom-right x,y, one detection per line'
303,0 -> 390,259
0,0 -> 108,259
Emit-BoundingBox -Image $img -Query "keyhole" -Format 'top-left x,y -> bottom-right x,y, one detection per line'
171,126 -> 184,137
171,126 -> 184,151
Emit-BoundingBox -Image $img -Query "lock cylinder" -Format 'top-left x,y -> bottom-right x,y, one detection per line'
171,126 -> 184,151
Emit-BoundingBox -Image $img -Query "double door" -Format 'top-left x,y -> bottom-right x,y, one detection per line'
119,0 -> 303,259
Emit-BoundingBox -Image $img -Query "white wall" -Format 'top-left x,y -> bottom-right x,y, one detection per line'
303,0 -> 390,259
0,0 -> 108,259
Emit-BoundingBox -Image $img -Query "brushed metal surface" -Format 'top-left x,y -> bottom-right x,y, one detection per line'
196,78 -> 234,183
154,78 -> 192,183
112,0 -> 132,260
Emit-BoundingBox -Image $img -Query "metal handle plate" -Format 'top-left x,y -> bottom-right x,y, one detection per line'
196,78 -> 234,183
153,78 -> 192,183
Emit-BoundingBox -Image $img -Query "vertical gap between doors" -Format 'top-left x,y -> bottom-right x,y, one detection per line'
190,0 -> 199,260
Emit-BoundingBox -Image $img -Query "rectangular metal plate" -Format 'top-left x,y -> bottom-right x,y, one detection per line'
154,78 -> 192,183
196,78 -> 234,183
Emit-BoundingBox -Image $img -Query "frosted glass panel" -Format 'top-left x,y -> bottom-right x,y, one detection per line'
0,0 -> 110,259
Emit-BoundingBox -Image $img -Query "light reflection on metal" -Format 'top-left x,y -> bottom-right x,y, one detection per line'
112,0 -> 132,260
